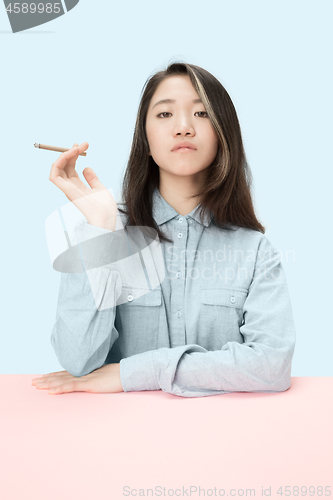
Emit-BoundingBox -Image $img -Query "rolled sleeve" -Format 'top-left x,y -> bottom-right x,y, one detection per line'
119,350 -> 160,392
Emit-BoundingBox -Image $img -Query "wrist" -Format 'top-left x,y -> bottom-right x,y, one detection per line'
117,363 -> 124,392
87,218 -> 116,231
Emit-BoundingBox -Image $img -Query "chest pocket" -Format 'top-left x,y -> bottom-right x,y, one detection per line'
197,288 -> 247,351
115,288 -> 162,356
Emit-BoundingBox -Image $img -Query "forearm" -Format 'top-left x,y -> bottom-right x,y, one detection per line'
51,270 -> 121,377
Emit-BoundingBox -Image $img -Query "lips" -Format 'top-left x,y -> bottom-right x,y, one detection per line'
172,142 -> 197,151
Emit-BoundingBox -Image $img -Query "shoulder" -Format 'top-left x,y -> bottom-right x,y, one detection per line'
224,225 -> 280,262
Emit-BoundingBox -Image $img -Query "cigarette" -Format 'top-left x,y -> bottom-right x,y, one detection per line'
34,143 -> 87,157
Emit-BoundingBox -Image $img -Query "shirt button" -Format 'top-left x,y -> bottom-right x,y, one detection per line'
127,294 -> 134,302
178,232 -> 183,238
230,296 -> 236,304
176,271 -> 181,278
177,311 -> 182,317
178,217 -> 184,223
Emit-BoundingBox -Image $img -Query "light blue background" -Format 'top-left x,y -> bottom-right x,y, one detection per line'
1,1 -> 332,375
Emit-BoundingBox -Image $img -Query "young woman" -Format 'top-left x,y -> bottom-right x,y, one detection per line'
32,62 -> 296,397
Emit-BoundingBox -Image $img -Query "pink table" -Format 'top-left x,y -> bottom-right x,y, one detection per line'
1,376 -> 332,499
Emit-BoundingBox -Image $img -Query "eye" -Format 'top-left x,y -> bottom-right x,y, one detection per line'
157,111 -> 208,118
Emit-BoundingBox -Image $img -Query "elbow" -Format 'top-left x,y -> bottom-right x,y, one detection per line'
50,336 -> 91,378
267,347 -> 294,393
51,352 -> 88,378
268,327 -> 296,392
51,349 -> 99,377
273,372 -> 292,393
51,357 -> 95,378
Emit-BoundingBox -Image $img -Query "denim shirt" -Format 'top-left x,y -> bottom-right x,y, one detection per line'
50,187 -> 296,397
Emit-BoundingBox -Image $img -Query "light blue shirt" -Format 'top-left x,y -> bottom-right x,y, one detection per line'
51,187 -> 296,397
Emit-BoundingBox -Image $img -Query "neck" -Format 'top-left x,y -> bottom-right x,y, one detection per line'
158,175 -> 203,216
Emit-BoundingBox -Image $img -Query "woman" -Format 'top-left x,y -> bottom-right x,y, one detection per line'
32,62 -> 296,397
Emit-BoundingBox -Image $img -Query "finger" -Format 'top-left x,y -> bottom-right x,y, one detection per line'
80,141 -> 89,152
38,375 -> 74,385
49,148 -> 80,184
59,143 -> 82,176
72,141 -> 89,162
82,167 -> 106,190
68,142 -> 89,165
49,141 -> 88,180
42,370 -> 71,377
49,166 -> 91,202
33,373 -> 74,386
34,378 -> 74,391
49,387 -> 60,394
49,381 -> 82,395
32,371 -> 65,383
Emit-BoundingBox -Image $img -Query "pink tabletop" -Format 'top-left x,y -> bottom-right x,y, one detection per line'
0,376 -> 332,499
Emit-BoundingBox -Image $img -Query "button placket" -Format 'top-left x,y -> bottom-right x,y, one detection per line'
170,217 -> 188,343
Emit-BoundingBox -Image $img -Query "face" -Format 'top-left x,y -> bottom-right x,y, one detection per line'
145,75 -> 219,185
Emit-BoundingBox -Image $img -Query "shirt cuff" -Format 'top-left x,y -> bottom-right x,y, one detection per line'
119,350 -> 160,392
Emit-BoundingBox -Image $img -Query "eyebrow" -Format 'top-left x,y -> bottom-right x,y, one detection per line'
152,98 -> 202,109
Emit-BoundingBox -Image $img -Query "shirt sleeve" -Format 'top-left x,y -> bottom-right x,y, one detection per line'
50,219 -> 123,377
119,238 -> 297,398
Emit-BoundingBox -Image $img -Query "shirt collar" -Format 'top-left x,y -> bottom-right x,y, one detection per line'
152,186 -> 213,227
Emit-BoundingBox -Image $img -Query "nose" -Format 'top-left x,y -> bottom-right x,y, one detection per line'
173,116 -> 195,137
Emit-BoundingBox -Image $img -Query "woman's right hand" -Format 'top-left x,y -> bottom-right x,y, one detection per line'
49,142 -> 118,231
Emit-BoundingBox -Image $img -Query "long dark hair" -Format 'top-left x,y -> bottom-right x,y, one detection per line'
118,61 -> 265,244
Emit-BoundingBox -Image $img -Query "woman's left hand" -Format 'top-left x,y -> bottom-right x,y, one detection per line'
31,363 -> 124,395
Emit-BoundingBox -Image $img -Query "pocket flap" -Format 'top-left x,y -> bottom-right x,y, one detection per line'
201,288 -> 247,309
